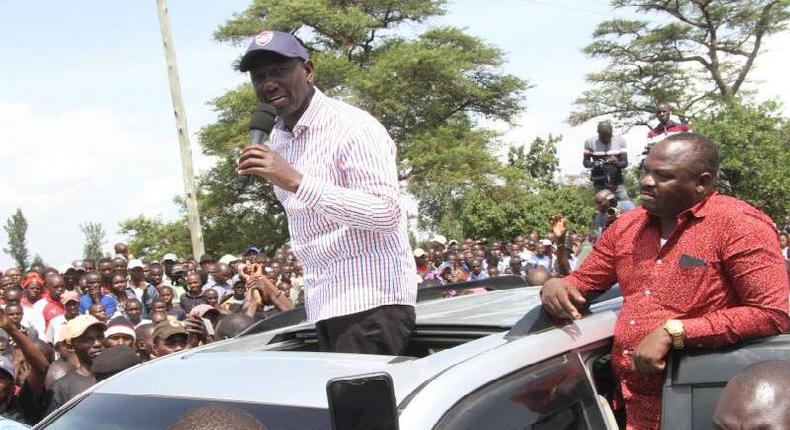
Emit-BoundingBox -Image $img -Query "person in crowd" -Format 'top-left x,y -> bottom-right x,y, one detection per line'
203,263 -> 233,303
123,299 -> 149,328
222,280 -> 248,313
39,274 -> 65,332
161,254 -> 178,287
134,323 -> 155,362
104,316 -> 136,348
46,315 -> 106,414
468,258 -> 488,281
527,240 -> 554,272
161,287 -> 186,319
779,232 -> 789,260
508,255 -> 524,276
113,243 -> 132,261
2,290 -> 20,309
78,273 -> 117,317
126,260 -> 149,302
525,267 -> 552,287
593,189 -> 636,235
151,320 -> 189,358
90,344 -> 140,382
19,274 -> 45,336
88,304 -> 109,323
169,264 -> 188,300
97,258 -> 114,286
646,102 -> 692,150
712,360 -> 790,429
214,314 -> 255,341
237,30 -> 416,355
540,133 -> 789,430
202,289 -> 219,307
111,257 -> 128,279
109,274 -> 133,314
81,260 -> 95,274
45,291 -> 80,350
3,269 -> 21,291
149,311 -> 168,326
178,273 -> 204,314
170,404 -> 268,430
0,306 -> 50,426
583,120 -> 629,200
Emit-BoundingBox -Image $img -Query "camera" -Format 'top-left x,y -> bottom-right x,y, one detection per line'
606,207 -> 622,218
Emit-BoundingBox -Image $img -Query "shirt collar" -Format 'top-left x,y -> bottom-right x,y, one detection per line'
685,191 -> 718,219
275,87 -> 325,137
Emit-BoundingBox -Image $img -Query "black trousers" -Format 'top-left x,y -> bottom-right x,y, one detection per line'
315,305 -> 415,355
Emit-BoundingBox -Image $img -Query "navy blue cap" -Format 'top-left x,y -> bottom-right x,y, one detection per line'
239,30 -> 310,72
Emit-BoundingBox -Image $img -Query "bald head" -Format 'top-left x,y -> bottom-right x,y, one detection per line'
526,267 -> 551,287
170,404 -> 267,430
660,132 -> 719,176
594,189 -> 615,204
214,314 -> 255,340
713,360 -> 790,429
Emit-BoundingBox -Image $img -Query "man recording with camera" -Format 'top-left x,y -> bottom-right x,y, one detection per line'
593,189 -> 635,235
583,121 -> 630,200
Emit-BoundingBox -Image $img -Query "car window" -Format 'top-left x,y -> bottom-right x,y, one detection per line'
40,393 -> 330,430
434,352 -> 606,430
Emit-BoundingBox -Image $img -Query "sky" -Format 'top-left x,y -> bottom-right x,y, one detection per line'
0,0 -> 788,268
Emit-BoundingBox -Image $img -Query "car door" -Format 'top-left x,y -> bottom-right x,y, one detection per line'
661,333 -> 790,430
434,351 -> 610,430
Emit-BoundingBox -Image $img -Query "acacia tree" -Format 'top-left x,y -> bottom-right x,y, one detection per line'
3,208 -> 29,270
203,0 -> 527,236
569,0 -> 790,127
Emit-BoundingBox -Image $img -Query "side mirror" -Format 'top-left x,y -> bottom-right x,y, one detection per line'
327,372 -> 398,430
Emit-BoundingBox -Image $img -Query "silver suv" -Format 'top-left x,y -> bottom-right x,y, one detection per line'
35,275 -> 790,430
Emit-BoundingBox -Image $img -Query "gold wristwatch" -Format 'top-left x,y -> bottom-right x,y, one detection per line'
663,319 -> 685,350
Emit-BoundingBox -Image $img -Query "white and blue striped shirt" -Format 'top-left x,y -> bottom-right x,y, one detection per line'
270,88 -> 417,322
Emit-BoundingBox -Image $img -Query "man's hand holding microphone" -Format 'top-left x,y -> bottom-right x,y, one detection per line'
235,103 -> 303,193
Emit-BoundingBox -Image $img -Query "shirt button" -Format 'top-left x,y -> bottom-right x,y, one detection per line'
645,290 -> 651,296
622,350 -> 629,356
656,259 -> 663,264
629,320 -> 636,325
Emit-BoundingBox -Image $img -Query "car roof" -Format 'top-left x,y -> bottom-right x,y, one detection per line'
90,288 -> 619,412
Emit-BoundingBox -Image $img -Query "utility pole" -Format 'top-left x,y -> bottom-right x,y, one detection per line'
155,0 -> 205,259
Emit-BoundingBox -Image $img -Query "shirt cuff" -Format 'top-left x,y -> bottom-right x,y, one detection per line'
679,317 -> 714,348
294,174 -> 324,208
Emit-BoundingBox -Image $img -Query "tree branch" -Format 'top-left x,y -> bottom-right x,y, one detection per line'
732,1 -> 777,94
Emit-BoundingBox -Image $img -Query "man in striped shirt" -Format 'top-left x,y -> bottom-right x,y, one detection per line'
237,30 -> 417,355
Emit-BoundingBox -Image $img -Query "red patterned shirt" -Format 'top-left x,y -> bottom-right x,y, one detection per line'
565,192 -> 789,430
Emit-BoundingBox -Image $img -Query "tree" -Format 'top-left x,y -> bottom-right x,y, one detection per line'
205,0 -> 527,234
3,208 -> 29,270
30,254 -> 46,269
80,222 -> 106,262
118,216 -> 192,262
570,0 -> 790,127
693,100 -> 789,220
507,135 -> 562,190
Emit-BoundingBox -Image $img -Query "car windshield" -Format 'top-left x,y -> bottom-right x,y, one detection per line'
40,393 -> 330,430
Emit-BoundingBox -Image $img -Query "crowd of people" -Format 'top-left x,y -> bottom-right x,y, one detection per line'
0,243 -> 298,426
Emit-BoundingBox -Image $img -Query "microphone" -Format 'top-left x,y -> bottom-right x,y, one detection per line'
233,103 -> 277,192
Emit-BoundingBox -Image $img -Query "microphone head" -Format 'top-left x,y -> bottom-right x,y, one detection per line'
249,103 -> 277,133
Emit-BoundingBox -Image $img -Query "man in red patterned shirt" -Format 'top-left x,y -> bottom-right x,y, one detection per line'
541,133 -> 789,430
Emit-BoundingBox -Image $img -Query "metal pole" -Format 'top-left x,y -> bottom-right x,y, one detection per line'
155,0 -> 205,259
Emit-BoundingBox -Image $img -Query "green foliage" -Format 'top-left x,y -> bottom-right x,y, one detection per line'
123,1 -> 545,249
80,222 -> 106,263
507,135 -> 561,190
457,184 -> 597,240
30,254 -> 46,269
692,100 -> 790,220
118,216 -> 192,262
3,208 -> 29,270
570,0 -> 790,126
208,0 -> 527,234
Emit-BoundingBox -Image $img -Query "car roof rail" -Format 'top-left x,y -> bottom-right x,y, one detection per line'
416,275 -> 527,302
238,306 -> 308,337
504,285 -> 622,340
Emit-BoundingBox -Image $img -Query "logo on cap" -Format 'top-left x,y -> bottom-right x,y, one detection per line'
255,31 -> 273,47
